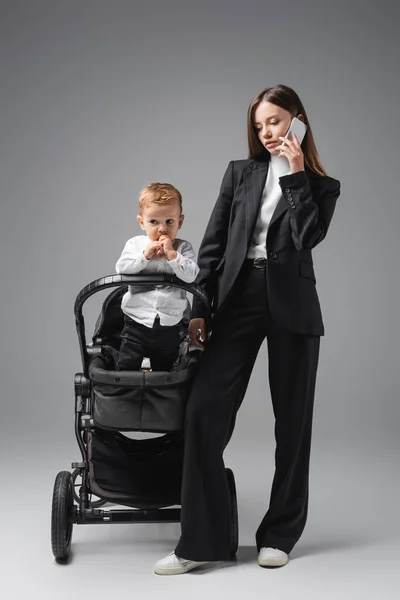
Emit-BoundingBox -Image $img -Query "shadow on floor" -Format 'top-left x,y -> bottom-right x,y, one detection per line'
290,535 -> 378,558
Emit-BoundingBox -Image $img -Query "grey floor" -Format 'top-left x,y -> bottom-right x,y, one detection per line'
3,440 -> 399,600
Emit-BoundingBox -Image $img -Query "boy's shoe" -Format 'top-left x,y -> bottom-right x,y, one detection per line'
258,547 -> 289,567
154,551 -> 209,575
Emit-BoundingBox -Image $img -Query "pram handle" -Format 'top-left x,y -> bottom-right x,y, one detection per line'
74,273 -> 211,376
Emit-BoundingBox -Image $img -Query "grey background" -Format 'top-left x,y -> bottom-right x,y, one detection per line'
1,0 -> 399,598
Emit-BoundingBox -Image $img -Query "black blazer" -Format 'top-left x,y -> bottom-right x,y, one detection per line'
191,159 -> 341,336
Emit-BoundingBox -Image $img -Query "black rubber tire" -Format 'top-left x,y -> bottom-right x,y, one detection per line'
226,468 -> 239,557
51,471 -> 73,561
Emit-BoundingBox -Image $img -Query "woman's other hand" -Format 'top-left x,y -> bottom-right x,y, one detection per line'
275,132 -> 305,173
189,318 -> 207,348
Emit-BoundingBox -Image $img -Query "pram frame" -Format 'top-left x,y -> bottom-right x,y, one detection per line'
51,274 -> 238,561
74,273 -> 210,511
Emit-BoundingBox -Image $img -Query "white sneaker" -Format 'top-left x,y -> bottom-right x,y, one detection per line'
258,547 -> 289,567
153,551 -> 209,575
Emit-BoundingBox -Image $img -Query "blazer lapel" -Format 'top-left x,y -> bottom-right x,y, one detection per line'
244,161 -> 269,245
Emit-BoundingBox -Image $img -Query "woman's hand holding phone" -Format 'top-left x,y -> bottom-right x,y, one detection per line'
275,117 -> 307,173
275,132 -> 305,173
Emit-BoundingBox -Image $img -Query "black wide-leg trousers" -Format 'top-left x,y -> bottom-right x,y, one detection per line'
175,260 -> 320,561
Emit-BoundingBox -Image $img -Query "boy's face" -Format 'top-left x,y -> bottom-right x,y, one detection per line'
137,201 -> 184,242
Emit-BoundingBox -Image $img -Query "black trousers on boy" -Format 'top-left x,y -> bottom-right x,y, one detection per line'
175,259 -> 320,561
117,314 -> 181,371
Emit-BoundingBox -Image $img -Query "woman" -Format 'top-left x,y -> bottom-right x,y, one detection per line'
154,84 -> 341,575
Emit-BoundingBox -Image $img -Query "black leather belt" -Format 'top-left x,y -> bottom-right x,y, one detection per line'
245,257 -> 267,270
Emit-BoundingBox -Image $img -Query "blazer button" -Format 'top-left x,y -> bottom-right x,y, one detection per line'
285,188 -> 291,193
269,252 -> 278,259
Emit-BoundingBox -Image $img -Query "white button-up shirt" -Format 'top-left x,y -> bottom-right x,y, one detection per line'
247,153 -> 292,259
115,235 -> 199,327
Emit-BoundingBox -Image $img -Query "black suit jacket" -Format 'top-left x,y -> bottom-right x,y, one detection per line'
192,159 -> 341,336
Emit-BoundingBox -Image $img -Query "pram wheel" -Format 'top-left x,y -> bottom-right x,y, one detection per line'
226,468 -> 238,557
51,471 -> 74,561
71,468 -> 107,508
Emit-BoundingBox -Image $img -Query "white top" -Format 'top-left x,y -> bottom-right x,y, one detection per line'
115,235 -> 199,327
247,153 -> 292,259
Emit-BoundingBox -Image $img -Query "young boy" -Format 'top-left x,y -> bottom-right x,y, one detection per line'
115,182 -> 199,371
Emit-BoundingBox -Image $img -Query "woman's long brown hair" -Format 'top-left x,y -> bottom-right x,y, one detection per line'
247,84 -> 327,176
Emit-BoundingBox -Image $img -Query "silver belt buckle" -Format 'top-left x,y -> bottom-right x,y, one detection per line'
253,257 -> 267,270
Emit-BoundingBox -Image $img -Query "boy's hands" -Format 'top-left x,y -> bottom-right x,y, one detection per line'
158,234 -> 173,252
143,241 -> 163,259
143,236 -> 177,260
158,235 -> 177,261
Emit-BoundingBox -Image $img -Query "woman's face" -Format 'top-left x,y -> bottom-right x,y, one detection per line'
253,101 -> 294,155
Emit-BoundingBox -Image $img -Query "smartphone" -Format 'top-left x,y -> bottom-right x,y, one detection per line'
281,117 -> 307,147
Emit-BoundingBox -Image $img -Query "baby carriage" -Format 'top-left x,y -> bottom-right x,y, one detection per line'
51,273 -> 239,561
